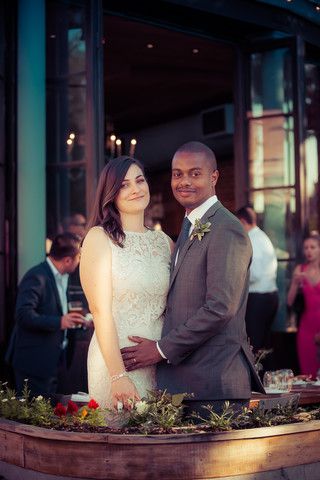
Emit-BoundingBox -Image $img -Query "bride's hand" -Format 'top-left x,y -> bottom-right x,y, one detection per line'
111,376 -> 140,411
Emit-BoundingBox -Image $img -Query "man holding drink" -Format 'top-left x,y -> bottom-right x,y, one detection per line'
6,233 -> 85,397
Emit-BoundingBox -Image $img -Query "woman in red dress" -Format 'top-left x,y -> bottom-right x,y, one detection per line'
287,235 -> 320,378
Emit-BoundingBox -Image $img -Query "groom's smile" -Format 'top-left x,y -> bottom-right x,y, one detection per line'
176,189 -> 196,196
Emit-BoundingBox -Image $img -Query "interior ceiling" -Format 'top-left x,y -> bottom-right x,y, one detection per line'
104,15 -> 234,134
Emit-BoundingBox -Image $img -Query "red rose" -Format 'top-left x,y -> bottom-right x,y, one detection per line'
54,403 -> 67,417
67,400 -> 79,415
88,399 -> 99,410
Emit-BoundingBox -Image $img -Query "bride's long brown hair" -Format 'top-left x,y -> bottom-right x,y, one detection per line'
85,156 -> 145,247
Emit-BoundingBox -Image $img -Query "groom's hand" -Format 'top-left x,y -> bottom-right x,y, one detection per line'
121,336 -> 162,371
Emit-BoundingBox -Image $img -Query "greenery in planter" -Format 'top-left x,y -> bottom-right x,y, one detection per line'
253,348 -> 273,375
0,381 -> 55,427
234,402 -> 313,429
191,399 -> 314,432
0,380 -> 108,429
117,390 -> 194,434
1,379 -> 320,434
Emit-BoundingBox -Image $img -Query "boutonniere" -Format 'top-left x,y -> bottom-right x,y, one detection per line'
190,219 -> 211,241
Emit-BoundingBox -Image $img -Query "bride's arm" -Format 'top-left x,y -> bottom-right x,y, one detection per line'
80,227 -> 140,409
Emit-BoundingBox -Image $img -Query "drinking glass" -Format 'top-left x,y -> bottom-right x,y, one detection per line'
68,301 -> 84,329
263,369 -> 294,393
281,369 -> 294,391
68,301 -> 84,315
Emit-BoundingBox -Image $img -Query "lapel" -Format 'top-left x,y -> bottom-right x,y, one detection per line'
43,261 -> 63,314
169,200 -> 223,291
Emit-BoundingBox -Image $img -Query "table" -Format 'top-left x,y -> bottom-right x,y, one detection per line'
250,384 -> 320,408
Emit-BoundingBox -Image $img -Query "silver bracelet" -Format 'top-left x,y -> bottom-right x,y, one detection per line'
110,372 -> 128,383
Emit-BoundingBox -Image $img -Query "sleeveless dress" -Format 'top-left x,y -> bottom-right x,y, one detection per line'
87,229 -> 171,407
297,264 -> 320,378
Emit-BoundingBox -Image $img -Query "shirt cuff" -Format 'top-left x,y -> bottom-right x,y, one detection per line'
156,341 -> 167,359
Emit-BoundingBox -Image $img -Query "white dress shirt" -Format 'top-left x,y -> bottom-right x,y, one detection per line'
46,257 -> 69,348
174,195 -> 218,265
46,257 -> 69,314
248,226 -> 278,293
158,195 -> 218,359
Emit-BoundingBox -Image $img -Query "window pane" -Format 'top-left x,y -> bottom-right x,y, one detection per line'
0,254 -> 4,342
47,2 -> 87,237
273,259 -> 295,332
305,63 -> 320,133
0,165 -> 4,253
305,133 -> 319,233
250,188 -> 296,260
250,48 -> 293,118
249,115 -> 295,188
68,25 -> 86,77
0,1 -> 4,76
305,63 -> 320,233
250,189 -> 296,333
0,80 -> 3,167
47,84 -> 86,165
67,86 -> 86,162
47,167 -> 86,238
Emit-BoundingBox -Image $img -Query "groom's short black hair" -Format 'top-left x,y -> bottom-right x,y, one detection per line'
175,141 -> 217,171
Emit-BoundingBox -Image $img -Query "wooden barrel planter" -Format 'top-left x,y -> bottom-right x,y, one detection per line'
1,417 -> 320,480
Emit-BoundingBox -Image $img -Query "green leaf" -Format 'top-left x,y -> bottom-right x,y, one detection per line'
171,394 -> 185,407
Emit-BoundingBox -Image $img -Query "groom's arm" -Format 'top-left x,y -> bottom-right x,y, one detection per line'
158,219 -> 252,365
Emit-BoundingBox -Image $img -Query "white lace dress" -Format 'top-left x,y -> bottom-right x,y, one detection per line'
87,229 -> 171,407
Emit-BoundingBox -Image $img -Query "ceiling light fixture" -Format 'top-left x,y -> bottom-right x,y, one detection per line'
192,48 -> 199,54
146,43 -> 154,49
115,138 -> 122,156
129,139 -> 137,156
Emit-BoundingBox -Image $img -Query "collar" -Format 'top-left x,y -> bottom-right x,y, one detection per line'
46,257 -> 69,282
248,225 -> 260,237
187,195 -> 218,226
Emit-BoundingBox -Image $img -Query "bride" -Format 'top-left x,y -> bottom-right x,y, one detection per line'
80,156 -> 172,409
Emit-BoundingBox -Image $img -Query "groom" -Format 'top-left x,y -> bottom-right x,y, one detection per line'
122,141 -> 264,414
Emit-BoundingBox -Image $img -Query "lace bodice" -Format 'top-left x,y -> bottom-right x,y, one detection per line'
87,228 -> 171,406
110,229 -> 170,346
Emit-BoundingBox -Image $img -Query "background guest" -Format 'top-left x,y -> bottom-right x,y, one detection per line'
287,234 -> 320,378
236,206 -> 279,353
6,233 -> 85,397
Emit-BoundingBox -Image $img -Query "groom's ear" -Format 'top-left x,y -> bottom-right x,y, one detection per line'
211,170 -> 219,189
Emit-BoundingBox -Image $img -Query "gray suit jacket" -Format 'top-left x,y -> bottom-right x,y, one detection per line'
157,201 -> 265,400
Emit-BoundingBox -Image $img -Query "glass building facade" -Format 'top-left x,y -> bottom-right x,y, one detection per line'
1,0 -> 320,375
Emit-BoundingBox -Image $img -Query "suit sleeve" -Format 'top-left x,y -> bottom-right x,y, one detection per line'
158,220 -> 252,365
15,272 -> 61,332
